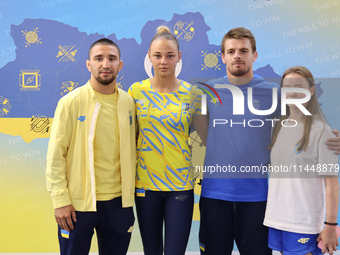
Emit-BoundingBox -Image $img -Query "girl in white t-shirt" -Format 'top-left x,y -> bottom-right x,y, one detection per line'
264,66 -> 339,255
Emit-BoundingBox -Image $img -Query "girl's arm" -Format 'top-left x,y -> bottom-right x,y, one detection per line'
317,176 -> 339,255
325,129 -> 340,155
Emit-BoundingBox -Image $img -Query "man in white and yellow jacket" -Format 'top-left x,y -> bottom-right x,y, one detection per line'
46,38 -> 136,255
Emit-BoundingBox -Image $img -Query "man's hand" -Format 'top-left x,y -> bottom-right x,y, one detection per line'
55,204 -> 77,232
326,129 -> 340,155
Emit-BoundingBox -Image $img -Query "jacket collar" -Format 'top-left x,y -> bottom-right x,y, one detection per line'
85,80 -> 119,102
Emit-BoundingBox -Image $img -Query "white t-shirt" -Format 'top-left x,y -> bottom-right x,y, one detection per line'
264,118 -> 338,234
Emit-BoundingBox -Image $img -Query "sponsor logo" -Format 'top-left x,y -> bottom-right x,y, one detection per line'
78,116 -> 86,122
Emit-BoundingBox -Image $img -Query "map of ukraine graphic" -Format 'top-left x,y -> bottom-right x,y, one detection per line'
0,12 -> 323,141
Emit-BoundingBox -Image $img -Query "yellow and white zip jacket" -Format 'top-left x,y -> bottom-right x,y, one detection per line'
46,81 -> 136,211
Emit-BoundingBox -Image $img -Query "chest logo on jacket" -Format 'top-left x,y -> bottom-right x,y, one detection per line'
78,116 -> 86,122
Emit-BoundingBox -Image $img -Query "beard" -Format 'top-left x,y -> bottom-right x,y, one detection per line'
228,65 -> 252,77
94,72 -> 116,85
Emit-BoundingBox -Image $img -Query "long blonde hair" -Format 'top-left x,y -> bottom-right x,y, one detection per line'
268,66 -> 328,152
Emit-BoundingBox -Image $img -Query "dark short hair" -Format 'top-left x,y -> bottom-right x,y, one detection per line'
88,38 -> 121,59
221,27 -> 256,54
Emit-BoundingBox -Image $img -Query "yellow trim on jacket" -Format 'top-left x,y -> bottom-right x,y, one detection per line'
46,81 -> 136,211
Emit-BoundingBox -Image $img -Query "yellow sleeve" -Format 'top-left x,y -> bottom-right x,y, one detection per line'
128,84 -> 134,98
191,85 -> 203,116
127,83 -> 139,150
46,98 -> 73,209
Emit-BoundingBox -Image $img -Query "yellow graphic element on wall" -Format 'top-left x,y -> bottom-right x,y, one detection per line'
19,70 -> 41,91
116,75 -> 123,90
60,81 -> 79,96
201,50 -> 221,70
0,97 -> 11,117
30,114 -> 50,134
56,45 -> 77,62
21,27 -> 42,47
0,118 -> 52,143
174,21 -> 194,41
